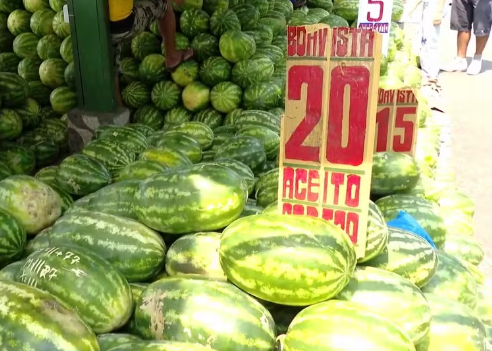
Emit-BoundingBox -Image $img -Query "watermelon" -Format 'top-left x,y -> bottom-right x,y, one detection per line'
375,194 -> 447,248
192,108 -> 222,129
443,235 -> 483,265
0,109 -> 23,140
231,57 -> 275,88
56,153 -> 112,195
208,157 -> 255,193
166,121 -> 214,149
416,294 -> 486,351
66,180 -> 141,220
23,0 -> 50,12
116,160 -> 169,182
210,8 -> 241,37
36,34 -> 62,59
39,58 -> 67,88
64,61 -> 75,88
0,162 -> 12,181
179,9 -> 210,38
52,10 -> 70,37
182,81 -> 210,111
96,125 -> 148,153
438,189 -> 475,216
22,226 -> 50,256
0,72 -> 29,107
18,131 -> 59,168
14,33 -> 41,58
59,35 -> 72,62
155,132 -> 202,163
138,147 -> 192,168
244,26 -> 273,48
18,56 -> 42,81
336,266 -> 431,344
135,163 -> 247,233
215,135 -> 266,173
332,0 -> 358,21
284,300 -> 415,351
0,175 -> 61,234
0,208 -> 26,265
202,0 -> 228,14
151,80 -> 182,110
220,214 -> 357,305
82,139 -> 136,177
363,227 -> 438,287
243,80 -> 282,110
133,105 -> 165,130
48,211 -> 167,281
371,152 -> 420,195
37,117 -> 68,148
165,232 -> 226,279
161,32 -> 190,56
138,53 -> 167,83
49,0 -> 65,11
50,85 -> 77,114
128,123 -> 155,137
7,9 -> 32,36
123,81 -> 151,108
171,59 -> 199,86
97,334 -> 142,351
131,32 -> 160,60
259,16 -> 286,37
219,30 -> 256,63
0,260 -> 24,280
233,4 -> 260,29
133,277 -> 276,351
236,126 -> 278,159
120,57 -> 140,84
18,245 -> 133,333
34,165 -> 58,186
0,52 -> 21,73
0,145 -> 36,175
28,80 -> 53,106
0,280 -> 99,351
13,97 -> 41,130
198,55 -> 231,86
0,30 -> 14,53
210,81 -> 242,113
191,33 -> 220,62
30,8 -> 55,36
163,106 -> 193,127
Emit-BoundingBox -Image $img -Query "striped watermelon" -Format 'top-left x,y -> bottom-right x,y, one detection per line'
0,260 -> 24,280
55,154 -> 112,195
163,106 -> 193,128
30,8 -> 55,36
0,162 -> 12,181
155,132 -> 202,163
134,276 -> 276,351
64,61 -> 74,88
421,250 -> 477,309
138,53 -> 166,83
215,135 -> 266,174
210,81 -> 242,113
116,160 -> 169,182
336,266 -> 431,344
52,10 -> 70,38
37,117 -> 68,148
375,194 -> 447,248
182,81 -> 210,112
199,56 -> 231,86
23,226 -> 51,257
192,108 -> 223,129
122,81 -> 151,108
97,125 -> 149,154
209,158 -> 255,194
133,104 -> 165,130
179,9 -> 210,38
66,180 -> 141,220
48,211 -> 166,281
283,300 -> 416,351
236,125 -> 279,160
357,201 -> 389,263
131,32 -> 160,60
28,80 -> 52,106
18,56 -> 42,81
362,227 -> 438,287
234,110 -> 280,133
34,165 -> 58,186
128,123 -> 155,137
151,80 -> 182,111
0,145 -> 36,175
371,152 -> 420,195
0,72 -> 29,107
60,35 -> 72,62
82,138 -> 136,178
50,85 -> 77,114
0,280 -> 99,351
0,109 -> 23,140
13,97 -> 41,130
171,59 -> 199,86
36,34 -> 62,60
16,131 -> 59,167
443,234 -> 484,265
210,9 -> 241,37
18,245 -> 133,333
219,214 -> 357,305
135,164 -> 247,234
0,52 -> 21,73
13,32 -> 40,58
7,9 -> 32,36
138,147 -> 192,168
231,57 -> 275,89
49,182 -> 73,214
165,232 -> 226,279
0,175 -> 61,234
417,293 -> 486,351
166,121 -> 214,150
39,58 -> 67,88
23,0 -> 50,12
0,208 -> 26,265
97,333 -> 142,351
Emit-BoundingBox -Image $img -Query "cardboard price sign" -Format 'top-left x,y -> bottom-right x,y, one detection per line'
280,25 -> 382,258
357,0 -> 393,55
375,88 -> 419,155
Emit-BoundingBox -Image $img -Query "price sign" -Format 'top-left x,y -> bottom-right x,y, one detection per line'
280,25 -> 382,258
357,0 -> 393,55
375,88 -> 419,155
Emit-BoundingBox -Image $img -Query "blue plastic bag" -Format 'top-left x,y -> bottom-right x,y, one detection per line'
387,211 -> 437,249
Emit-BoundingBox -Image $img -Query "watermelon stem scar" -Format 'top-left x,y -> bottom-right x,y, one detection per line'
140,291 -> 166,339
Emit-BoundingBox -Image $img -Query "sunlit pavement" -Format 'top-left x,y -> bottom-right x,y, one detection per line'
437,14 -> 492,276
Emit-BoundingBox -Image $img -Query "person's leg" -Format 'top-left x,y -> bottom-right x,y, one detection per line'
443,0 -> 475,71
421,2 -> 441,83
467,0 -> 492,74
158,3 -> 193,70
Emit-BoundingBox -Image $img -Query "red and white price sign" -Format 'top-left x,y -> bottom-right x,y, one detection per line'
375,88 -> 419,155
357,0 -> 393,55
280,25 -> 382,258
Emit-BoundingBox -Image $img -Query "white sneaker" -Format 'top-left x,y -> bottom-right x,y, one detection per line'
467,56 -> 483,75
441,57 -> 468,72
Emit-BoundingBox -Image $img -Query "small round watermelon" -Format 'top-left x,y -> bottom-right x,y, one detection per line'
0,145 -> 36,175
164,106 -> 193,127
231,57 -> 274,88
191,33 -> 219,62
14,97 -> 41,130
59,35 -> 72,62
7,9 -> 32,36
64,61 -> 75,88
171,59 -> 199,87
122,81 -> 151,109
120,57 -> 140,84
210,9 -> 240,37
30,8 -> 55,36
151,80 -> 182,111
50,85 -> 77,114
18,56 -> 42,81
132,104 -> 165,130
210,81 -> 242,113
0,109 -> 23,141
23,0 -> 50,12
13,32 -> 40,58
219,30 -> 256,63
28,80 -> 52,106
182,81 -> 210,112
0,52 -> 21,73
39,58 -> 67,88
243,80 -> 282,110
52,10 -> 70,38
199,56 -> 231,86
0,72 -> 29,107
131,31 -> 160,60
138,53 -> 166,83
49,0 -> 65,11
233,4 -> 260,30
179,9 -> 210,38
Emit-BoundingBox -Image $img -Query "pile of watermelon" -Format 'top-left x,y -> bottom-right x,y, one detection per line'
0,0 -> 489,351
0,0 -> 75,171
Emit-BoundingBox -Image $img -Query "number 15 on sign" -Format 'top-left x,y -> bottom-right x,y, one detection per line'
357,0 -> 393,54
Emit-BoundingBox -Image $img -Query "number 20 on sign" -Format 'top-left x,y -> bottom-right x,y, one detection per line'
279,24 -> 382,258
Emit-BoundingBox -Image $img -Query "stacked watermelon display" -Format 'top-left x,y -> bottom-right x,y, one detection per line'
0,0 -> 74,172
0,0 -> 489,351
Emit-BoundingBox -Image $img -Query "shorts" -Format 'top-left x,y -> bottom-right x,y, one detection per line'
450,0 -> 492,36
112,0 -> 167,71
